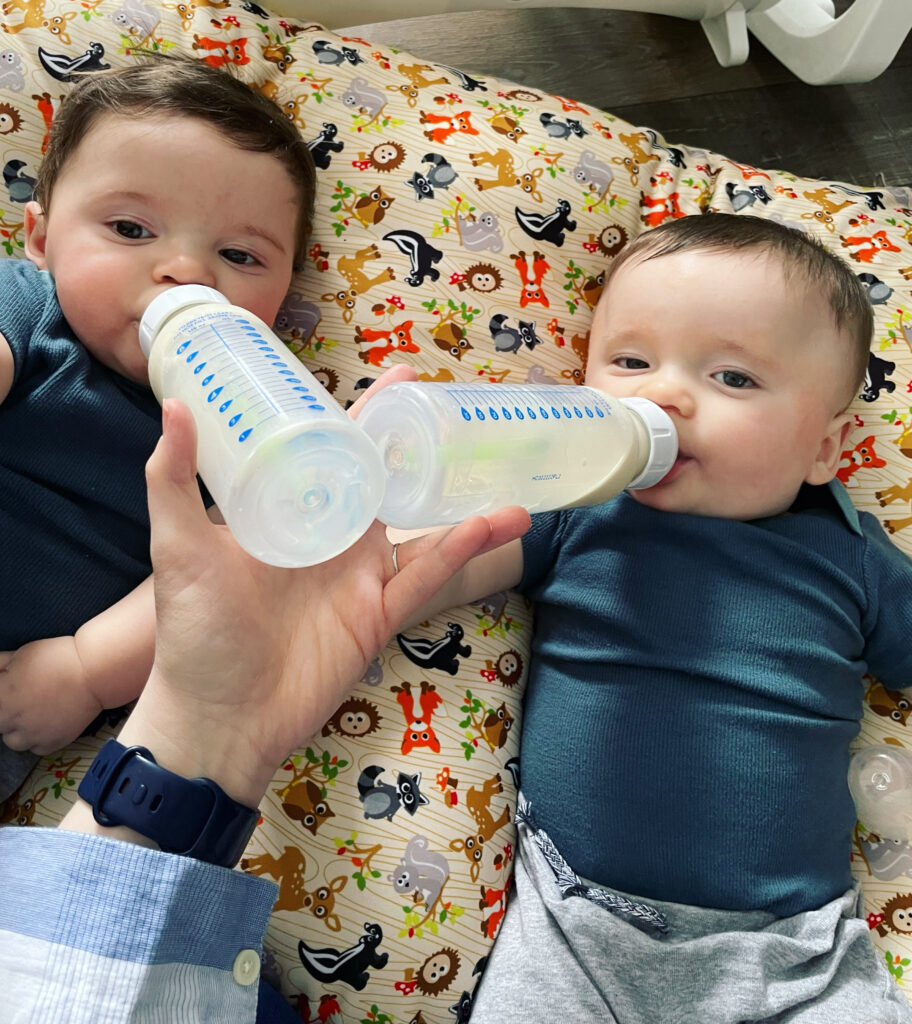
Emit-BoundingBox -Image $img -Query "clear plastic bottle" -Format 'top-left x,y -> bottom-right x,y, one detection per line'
139,285 -> 384,567
848,745 -> 912,841
356,381 -> 677,529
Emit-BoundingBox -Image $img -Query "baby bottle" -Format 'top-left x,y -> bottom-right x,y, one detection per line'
356,381 -> 677,529
139,285 -> 385,567
848,745 -> 912,841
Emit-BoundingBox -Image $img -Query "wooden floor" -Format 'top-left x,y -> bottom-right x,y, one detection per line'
347,5 -> 912,192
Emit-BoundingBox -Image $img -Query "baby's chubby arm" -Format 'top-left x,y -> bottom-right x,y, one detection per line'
0,499 -> 224,755
0,322 -> 223,752
0,578 -> 156,754
1,332 -> 162,752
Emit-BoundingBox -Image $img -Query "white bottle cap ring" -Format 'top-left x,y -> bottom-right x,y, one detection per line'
139,284 -> 229,358
620,397 -> 678,490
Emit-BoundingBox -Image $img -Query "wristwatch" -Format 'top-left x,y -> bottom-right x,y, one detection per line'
77,738 -> 259,867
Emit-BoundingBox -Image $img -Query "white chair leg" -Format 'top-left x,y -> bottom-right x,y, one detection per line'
746,0 -> 912,85
700,2 -> 751,66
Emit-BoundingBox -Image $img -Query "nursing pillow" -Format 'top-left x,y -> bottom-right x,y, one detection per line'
1,2 -> 911,1020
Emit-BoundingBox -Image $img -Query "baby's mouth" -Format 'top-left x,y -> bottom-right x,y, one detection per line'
660,451 -> 693,483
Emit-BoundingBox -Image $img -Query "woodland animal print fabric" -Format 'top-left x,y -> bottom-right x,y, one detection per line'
2,3 -> 911,1021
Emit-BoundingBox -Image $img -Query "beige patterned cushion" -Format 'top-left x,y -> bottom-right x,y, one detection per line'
2,3 -> 911,1020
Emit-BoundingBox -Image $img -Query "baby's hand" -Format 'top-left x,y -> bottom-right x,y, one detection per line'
0,637 -> 103,754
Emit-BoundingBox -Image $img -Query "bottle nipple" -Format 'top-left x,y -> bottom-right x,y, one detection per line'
849,746 -> 912,841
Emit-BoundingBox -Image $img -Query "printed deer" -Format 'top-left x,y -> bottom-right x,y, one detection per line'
876,475 -> 912,535
2,0 -> 77,40
449,773 -> 511,882
321,245 -> 395,323
242,846 -> 347,927
470,149 -> 544,202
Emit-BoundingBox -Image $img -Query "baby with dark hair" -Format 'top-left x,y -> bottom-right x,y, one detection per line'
0,58 -> 316,797
388,214 -> 912,1023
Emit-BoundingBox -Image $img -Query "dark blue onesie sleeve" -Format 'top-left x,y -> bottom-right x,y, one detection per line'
859,510 -> 912,687
0,259 -> 163,648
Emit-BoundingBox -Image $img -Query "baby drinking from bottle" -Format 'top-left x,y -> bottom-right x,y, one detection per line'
381,214 -> 912,1023
0,57 -> 316,799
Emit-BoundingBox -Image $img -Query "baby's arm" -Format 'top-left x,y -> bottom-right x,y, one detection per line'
0,329 -> 156,752
395,530 -> 525,631
0,578 -> 156,754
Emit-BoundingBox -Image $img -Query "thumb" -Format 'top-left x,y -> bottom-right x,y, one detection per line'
145,399 -> 210,564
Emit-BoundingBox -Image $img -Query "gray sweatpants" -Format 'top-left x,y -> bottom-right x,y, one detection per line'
470,802 -> 912,1024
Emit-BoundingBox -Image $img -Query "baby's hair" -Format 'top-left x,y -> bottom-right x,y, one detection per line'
603,214 -> 873,410
34,56 -> 316,271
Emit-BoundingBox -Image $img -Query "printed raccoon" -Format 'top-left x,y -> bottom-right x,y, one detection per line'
357,764 -> 429,821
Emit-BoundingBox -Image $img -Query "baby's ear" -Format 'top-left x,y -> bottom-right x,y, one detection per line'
806,411 -> 853,485
23,202 -> 48,269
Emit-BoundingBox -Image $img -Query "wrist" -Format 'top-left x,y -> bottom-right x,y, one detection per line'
60,798 -> 160,849
73,738 -> 260,866
117,669 -> 275,808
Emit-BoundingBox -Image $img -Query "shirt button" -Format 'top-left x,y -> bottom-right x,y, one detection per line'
232,949 -> 261,987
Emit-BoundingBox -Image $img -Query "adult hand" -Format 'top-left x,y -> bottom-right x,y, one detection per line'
118,392 -> 529,807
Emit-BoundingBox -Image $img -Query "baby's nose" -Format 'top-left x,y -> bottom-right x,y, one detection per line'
635,374 -> 695,418
153,248 -> 217,288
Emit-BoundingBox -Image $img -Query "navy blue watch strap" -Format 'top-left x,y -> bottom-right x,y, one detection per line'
78,738 -> 259,867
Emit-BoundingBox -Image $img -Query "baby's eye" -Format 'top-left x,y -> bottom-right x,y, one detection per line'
714,369 -> 756,389
111,220 -> 151,240
221,248 -> 259,266
613,356 -> 649,370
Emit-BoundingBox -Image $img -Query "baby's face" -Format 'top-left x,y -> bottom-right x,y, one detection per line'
585,249 -> 853,520
23,113 -> 299,384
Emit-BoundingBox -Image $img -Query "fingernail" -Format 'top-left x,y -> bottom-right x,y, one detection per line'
161,399 -> 172,433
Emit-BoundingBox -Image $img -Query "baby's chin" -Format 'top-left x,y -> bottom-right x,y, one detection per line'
107,352 -> 152,387
627,484 -> 799,522
625,484 -> 688,515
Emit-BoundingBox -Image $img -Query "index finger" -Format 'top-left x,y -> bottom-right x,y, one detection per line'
347,363 -> 418,420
